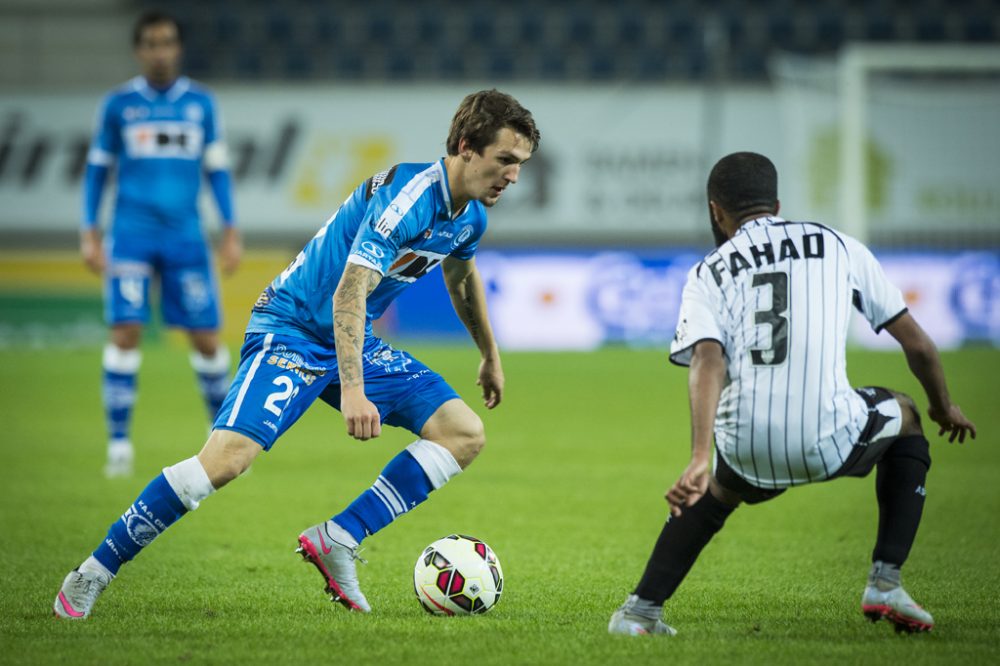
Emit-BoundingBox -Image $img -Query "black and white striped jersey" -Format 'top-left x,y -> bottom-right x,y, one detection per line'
669,216 -> 907,488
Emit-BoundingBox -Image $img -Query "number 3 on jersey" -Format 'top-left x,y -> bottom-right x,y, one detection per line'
750,271 -> 789,366
264,376 -> 300,416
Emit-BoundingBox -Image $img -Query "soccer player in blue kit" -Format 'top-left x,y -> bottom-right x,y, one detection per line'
54,89 -> 540,619
81,10 -> 242,477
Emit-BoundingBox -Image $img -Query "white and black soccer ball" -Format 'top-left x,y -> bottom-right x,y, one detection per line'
413,534 -> 503,615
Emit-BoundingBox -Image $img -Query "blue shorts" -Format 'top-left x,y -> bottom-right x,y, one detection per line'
213,332 -> 461,450
104,233 -> 220,329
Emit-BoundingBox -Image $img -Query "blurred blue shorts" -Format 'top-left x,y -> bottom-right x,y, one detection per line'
104,234 -> 220,330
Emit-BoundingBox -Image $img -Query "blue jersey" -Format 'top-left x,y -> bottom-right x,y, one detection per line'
247,160 -> 486,347
83,76 -> 234,242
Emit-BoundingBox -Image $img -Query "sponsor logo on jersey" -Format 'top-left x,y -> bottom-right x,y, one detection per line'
361,241 -> 386,258
386,247 -> 447,283
375,210 -> 402,238
124,121 -> 204,160
453,224 -> 474,249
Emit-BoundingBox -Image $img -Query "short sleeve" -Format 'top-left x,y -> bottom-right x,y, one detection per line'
202,93 -> 232,171
203,93 -> 221,145
87,94 -> 120,165
843,235 -> 907,333
669,264 -> 726,366
346,188 -> 426,275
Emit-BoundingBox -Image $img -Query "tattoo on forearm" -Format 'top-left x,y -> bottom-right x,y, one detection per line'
462,295 -> 483,346
333,265 -> 382,388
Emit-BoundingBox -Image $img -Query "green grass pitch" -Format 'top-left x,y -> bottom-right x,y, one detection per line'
1,344 -> 998,665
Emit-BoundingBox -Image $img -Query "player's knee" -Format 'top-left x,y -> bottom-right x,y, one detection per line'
441,414 -> 486,469
110,325 -> 142,350
884,434 -> 931,470
892,391 -> 923,436
198,430 -> 260,487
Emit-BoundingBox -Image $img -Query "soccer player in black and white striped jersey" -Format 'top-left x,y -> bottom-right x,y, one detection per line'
609,152 -> 976,636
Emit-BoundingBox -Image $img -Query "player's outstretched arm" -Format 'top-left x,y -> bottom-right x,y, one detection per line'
667,340 -> 726,516
884,312 -> 977,443
333,262 -> 383,440
442,257 -> 503,409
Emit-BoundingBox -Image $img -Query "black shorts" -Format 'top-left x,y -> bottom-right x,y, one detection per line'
713,386 -> 901,504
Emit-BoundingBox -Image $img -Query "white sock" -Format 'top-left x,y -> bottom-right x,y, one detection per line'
79,555 -> 114,579
405,439 -> 462,490
163,456 -> 216,511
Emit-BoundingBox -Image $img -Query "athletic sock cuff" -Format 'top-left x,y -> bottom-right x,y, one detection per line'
103,344 -> 141,373
79,555 -> 114,579
405,439 -> 461,490
163,456 -> 216,511
190,347 -> 231,374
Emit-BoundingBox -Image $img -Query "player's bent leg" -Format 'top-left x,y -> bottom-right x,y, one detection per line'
296,524 -> 371,613
887,390 -> 924,437
54,446 -> 223,620
611,464 -> 751,636
187,330 -> 231,424
197,429 -> 261,488
418,398 -> 486,469
865,432 -> 933,633
102,324 -> 144,477
304,400 -> 473,614
848,388 -> 934,632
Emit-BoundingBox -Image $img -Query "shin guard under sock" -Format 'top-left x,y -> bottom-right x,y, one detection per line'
634,491 -> 736,605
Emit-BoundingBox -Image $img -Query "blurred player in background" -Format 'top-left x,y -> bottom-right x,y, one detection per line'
609,152 -> 976,636
81,10 -> 242,477
54,89 -> 539,619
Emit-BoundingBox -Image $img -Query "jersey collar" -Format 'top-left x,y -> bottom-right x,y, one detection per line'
132,75 -> 190,102
436,158 -> 457,219
735,215 -> 785,237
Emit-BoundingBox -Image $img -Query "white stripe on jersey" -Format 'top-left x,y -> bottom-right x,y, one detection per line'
87,147 -> 114,166
373,162 -> 442,239
226,333 -> 274,427
670,217 -> 906,488
203,141 -> 230,171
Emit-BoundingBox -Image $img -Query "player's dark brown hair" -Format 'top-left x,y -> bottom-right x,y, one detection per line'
133,9 -> 182,47
446,89 -> 541,156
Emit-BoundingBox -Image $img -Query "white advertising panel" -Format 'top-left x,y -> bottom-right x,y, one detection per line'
0,84 -> 780,237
